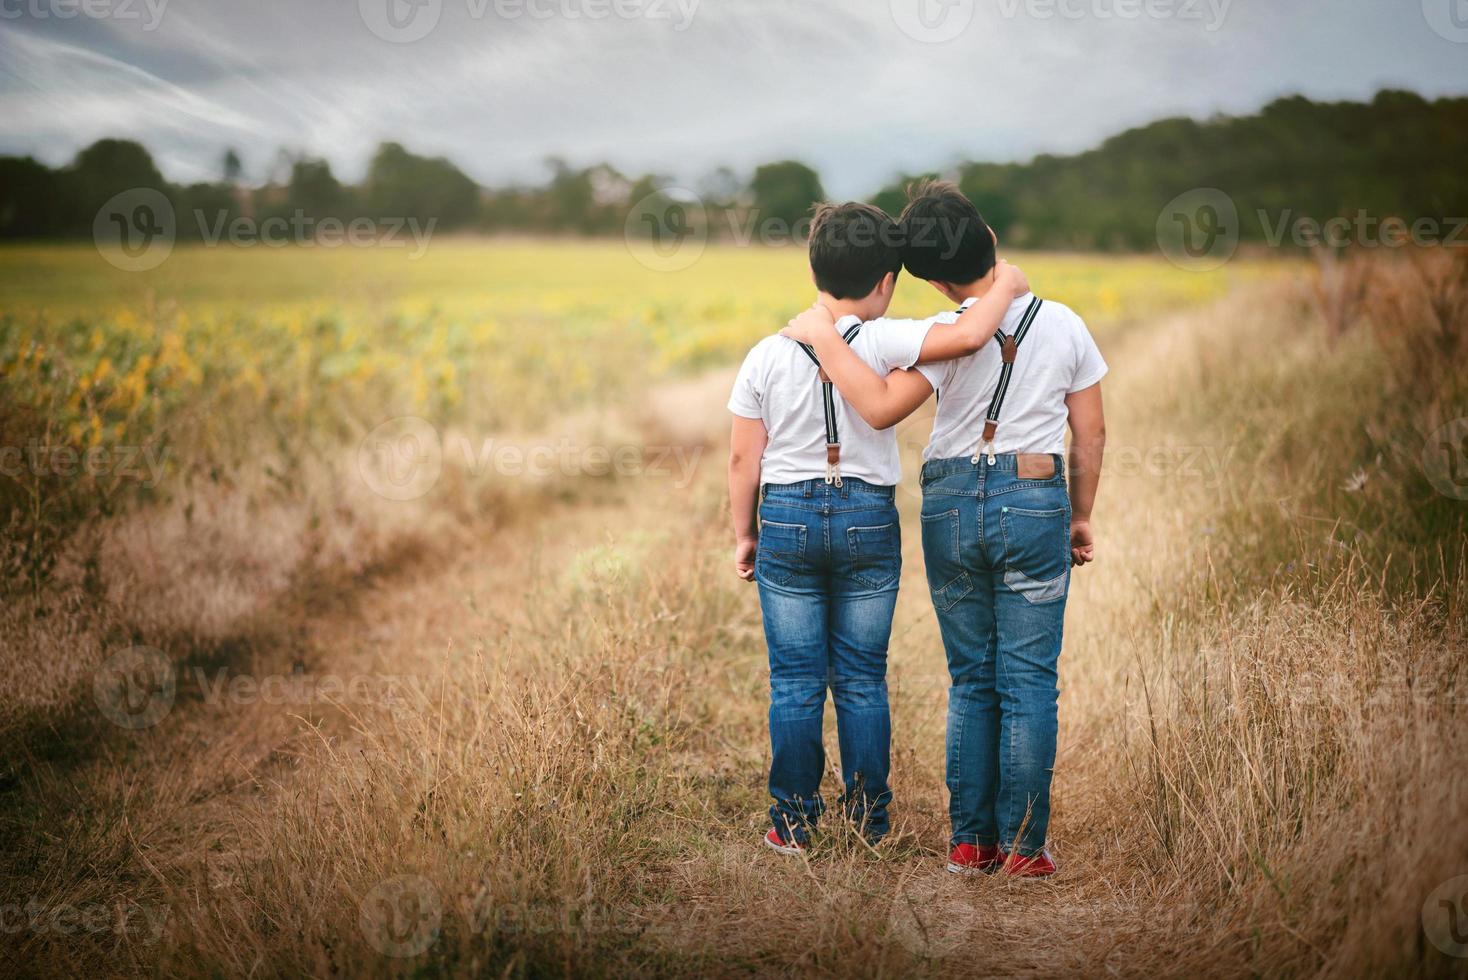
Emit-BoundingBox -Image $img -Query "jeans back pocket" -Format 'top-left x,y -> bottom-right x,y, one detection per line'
757,519 -> 808,587
920,508 -> 973,611
998,505 -> 1069,604
845,522 -> 900,591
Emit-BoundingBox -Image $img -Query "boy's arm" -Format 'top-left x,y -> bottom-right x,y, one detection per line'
774,319 -> 934,431
728,414 -> 768,581
1064,381 -> 1105,565
913,261 -> 1028,364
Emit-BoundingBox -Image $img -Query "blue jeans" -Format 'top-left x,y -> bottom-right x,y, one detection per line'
755,478 -> 901,844
919,454 -> 1071,857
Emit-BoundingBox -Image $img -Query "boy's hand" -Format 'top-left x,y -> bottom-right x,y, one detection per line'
995,259 -> 1029,298
780,303 -> 837,345
1070,519 -> 1094,566
734,536 -> 757,581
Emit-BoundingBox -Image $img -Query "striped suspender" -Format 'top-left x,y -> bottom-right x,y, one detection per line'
796,320 -> 863,487
973,295 -> 1044,465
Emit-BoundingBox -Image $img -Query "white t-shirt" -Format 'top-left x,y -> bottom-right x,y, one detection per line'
729,314 -> 935,486
916,293 -> 1107,461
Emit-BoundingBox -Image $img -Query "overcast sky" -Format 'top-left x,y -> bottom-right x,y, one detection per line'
1,0 -> 1464,197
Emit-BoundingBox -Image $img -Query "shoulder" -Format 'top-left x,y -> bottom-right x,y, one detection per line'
1034,298 -> 1084,328
1035,299 -> 1095,344
740,333 -> 795,366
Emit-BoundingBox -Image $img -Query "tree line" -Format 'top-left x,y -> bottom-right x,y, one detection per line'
1,89 -> 1463,250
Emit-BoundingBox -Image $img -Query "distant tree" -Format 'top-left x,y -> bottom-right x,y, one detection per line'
956,165 -> 1020,240
364,142 -> 479,229
63,139 -> 165,233
541,158 -> 594,233
870,172 -> 940,221
0,156 -> 62,237
222,148 -> 243,184
286,158 -> 348,221
749,161 -> 825,231
172,182 -> 237,240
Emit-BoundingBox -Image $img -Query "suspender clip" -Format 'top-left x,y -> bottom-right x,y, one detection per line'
826,444 -> 841,486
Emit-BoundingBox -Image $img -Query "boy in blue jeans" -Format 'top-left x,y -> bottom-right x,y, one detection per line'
727,201 -> 1028,852
782,182 -> 1107,876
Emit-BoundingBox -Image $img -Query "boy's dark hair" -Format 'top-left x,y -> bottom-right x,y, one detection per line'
808,202 -> 903,300
899,179 -> 996,284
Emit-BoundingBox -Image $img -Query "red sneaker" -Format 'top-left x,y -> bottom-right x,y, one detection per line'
946,842 -> 1002,876
763,827 -> 805,856
1001,849 -> 1057,879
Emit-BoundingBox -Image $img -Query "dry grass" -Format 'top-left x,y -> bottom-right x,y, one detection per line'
2,249 -> 1465,978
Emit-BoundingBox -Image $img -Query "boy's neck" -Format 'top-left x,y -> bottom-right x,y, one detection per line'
953,266 -> 999,303
816,292 -> 879,324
